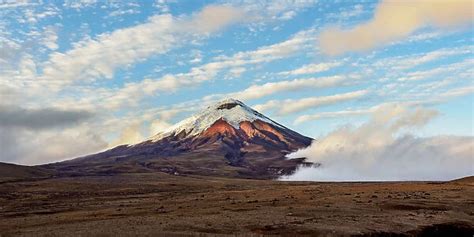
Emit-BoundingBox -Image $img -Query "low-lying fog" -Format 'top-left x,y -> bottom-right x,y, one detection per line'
281,104 -> 473,181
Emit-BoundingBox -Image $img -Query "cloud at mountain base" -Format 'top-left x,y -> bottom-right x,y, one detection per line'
282,104 -> 474,181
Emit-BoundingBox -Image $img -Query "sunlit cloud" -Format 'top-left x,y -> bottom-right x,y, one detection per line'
319,0 -> 473,55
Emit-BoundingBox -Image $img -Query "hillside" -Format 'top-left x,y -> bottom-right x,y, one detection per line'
0,162 -> 52,182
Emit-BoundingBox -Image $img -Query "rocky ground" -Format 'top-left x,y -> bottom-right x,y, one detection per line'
0,173 -> 473,236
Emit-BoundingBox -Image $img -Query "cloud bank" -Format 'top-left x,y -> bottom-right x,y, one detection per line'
282,104 -> 474,181
0,126 -> 108,165
0,105 -> 93,130
320,0 -> 473,55
0,104 -> 105,165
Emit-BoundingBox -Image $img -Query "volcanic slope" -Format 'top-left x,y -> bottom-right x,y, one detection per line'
44,99 -> 313,179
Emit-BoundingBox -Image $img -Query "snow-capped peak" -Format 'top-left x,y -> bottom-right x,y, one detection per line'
150,98 -> 282,141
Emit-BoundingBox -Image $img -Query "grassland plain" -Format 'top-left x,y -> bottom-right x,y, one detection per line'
0,173 -> 473,236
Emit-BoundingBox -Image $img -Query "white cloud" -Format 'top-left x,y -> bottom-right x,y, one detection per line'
109,123 -> 145,147
107,9 -> 140,18
326,4 -> 366,21
153,0 -> 171,13
205,75 -> 353,102
187,5 -> 245,33
295,108 -> 373,124
0,4 -> 250,115
279,10 -> 296,20
2,19 -> 317,118
189,49 -> 203,64
147,107 -> 184,135
11,8 -> 316,115
0,125 -> 107,165
399,68 -> 450,82
319,0 -> 473,55
398,58 -> 473,81
42,26 -> 58,50
437,85 -> 474,100
236,0 -> 316,27
375,46 -> 472,71
201,29 -> 316,72
150,120 -> 173,135
41,5 -> 245,86
403,30 -> 444,43
296,84 -> 474,125
369,56 -> 474,103
42,14 -> 175,84
64,0 -> 98,9
228,67 -> 246,78
278,62 -> 342,76
79,29 -> 316,110
0,1 -> 35,9
17,54 -> 37,79
254,90 -> 369,115
0,38 -> 21,65
283,104 -> 473,181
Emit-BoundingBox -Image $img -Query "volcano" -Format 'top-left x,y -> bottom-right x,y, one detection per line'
44,99 -> 313,179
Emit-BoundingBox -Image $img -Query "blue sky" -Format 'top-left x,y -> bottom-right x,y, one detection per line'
0,0 -> 473,165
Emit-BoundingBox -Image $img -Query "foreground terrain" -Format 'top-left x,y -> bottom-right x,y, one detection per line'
0,174 -> 473,236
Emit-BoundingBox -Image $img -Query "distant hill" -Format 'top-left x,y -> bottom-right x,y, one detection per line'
0,162 -> 52,182
450,176 -> 474,184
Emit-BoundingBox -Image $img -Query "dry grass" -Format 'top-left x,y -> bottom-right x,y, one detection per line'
0,173 -> 473,236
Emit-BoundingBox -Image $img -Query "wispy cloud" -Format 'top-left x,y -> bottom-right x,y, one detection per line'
205,75 -> 354,102
295,108 -> 373,124
75,29 -> 317,110
374,46 -> 472,71
41,5 -> 245,86
278,62 -> 342,76
254,90 -> 369,115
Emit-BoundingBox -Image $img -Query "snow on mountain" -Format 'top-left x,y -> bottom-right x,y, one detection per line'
50,98 -> 313,179
150,98 -> 284,142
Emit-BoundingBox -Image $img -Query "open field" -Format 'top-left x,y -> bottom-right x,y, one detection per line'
0,174 -> 473,236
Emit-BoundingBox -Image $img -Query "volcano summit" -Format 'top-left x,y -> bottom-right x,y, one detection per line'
44,99 -> 313,179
